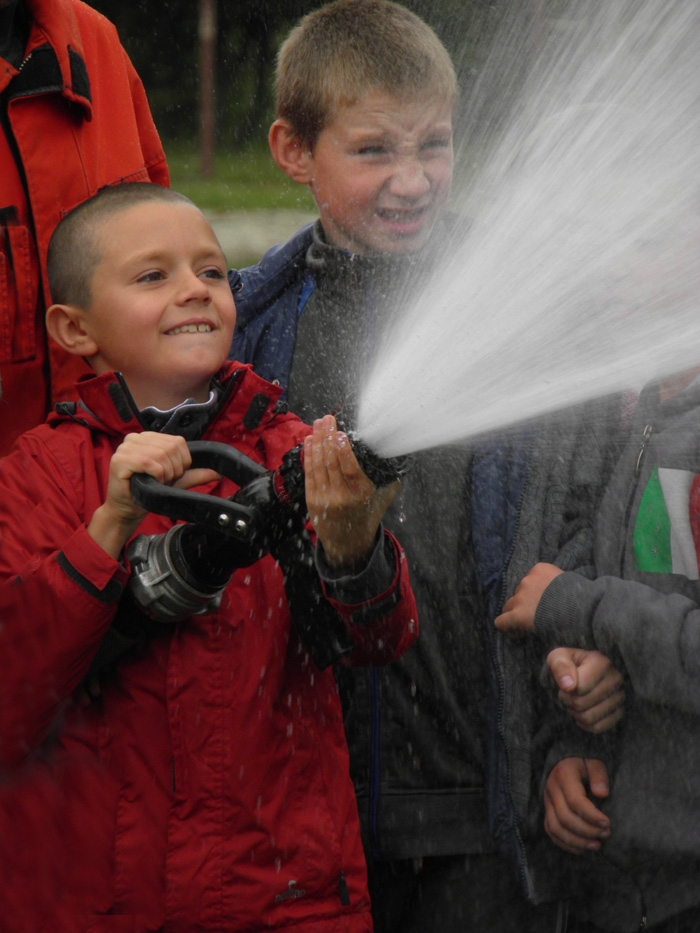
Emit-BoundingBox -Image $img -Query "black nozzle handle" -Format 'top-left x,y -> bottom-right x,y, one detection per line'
130,441 -> 269,536
185,441 -> 269,483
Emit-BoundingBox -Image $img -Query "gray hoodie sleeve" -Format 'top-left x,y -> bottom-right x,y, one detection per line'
535,571 -> 700,715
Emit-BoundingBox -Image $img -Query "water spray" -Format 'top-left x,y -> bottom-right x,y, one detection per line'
355,0 -> 700,458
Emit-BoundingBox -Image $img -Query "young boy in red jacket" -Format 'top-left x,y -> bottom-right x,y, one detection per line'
0,182 -> 418,931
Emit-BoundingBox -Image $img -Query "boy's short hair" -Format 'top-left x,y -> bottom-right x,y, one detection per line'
276,0 -> 457,148
48,183 -> 193,309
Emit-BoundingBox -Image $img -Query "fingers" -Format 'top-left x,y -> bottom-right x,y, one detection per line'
305,416 -> 373,498
544,758 -> 611,854
495,563 -> 563,634
561,687 -> 625,733
303,418 -> 334,525
575,650 -> 624,696
585,757 -> 611,799
93,434 -> 214,560
114,432 -> 192,487
494,600 -> 534,635
173,468 -> 221,490
548,648 -> 625,733
305,416 -> 392,569
548,647 -> 579,692
304,415 -> 371,507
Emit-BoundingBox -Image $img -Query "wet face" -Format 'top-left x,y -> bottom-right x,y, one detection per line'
305,89 -> 453,256
82,201 -> 236,410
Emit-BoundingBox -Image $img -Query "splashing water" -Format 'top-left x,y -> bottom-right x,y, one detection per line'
356,0 -> 700,458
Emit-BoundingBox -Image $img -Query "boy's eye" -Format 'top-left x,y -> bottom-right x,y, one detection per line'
137,270 -> 165,283
358,145 -> 388,156
200,267 -> 226,281
422,137 -> 451,152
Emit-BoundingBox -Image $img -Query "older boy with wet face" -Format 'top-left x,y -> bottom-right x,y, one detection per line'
230,2 -> 550,930
230,1 -> 627,930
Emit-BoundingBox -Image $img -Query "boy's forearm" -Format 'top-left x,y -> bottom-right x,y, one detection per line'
536,572 -> 700,714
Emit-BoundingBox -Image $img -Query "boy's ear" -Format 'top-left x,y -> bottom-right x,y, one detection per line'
269,119 -> 314,184
46,303 -> 99,359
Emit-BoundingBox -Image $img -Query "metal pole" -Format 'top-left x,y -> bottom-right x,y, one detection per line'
199,0 -> 217,178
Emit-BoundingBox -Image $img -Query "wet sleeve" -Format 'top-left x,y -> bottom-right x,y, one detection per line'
535,571 -> 700,715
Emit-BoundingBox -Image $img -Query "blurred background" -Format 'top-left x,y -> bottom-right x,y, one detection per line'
89,0 -> 559,266
90,0 -> 576,267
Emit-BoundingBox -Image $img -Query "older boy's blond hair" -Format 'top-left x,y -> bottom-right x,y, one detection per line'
276,0 -> 457,148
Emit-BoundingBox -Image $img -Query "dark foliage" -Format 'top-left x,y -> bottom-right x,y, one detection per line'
88,0 -> 509,147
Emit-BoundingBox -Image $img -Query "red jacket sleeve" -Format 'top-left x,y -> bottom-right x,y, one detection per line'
325,531 -> 419,666
0,433 -> 127,768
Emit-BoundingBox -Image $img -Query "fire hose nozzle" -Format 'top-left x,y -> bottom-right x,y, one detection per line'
117,435 -> 408,653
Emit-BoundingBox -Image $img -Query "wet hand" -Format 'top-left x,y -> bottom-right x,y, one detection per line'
304,416 -> 398,570
548,648 -> 625,733
495,562 -> 563,634
107,432 -> 193,520
89,433 -> 218,559
545,757 -> 611,855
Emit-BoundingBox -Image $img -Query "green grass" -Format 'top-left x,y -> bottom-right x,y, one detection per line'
165,140 -> 316,213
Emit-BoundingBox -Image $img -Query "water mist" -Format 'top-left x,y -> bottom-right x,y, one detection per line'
356,0 -> 700,458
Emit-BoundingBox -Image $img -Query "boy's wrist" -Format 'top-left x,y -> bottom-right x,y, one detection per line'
317,527 -> 393,602
319,529 -> 378,573
87,502 -> 141,560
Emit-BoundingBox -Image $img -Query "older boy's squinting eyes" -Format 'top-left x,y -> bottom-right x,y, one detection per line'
358,144 -> 387,156
422,136 -> 451,151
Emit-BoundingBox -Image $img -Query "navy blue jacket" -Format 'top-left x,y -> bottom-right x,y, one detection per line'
231,223 -> 315,393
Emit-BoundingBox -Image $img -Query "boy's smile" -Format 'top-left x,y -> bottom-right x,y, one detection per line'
301,89 -> 453,256
77,201 -> 236,410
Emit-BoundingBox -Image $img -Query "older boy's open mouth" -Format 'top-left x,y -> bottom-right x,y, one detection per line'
378,207 -> 429,235
378,207 -> 427,223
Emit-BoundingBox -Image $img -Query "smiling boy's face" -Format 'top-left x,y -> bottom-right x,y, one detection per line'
78,201 -> 236,410
302,89 -> 453,256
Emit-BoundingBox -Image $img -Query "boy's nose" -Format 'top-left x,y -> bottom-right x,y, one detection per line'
388,158 -> 431,199
178,271 -> 211,303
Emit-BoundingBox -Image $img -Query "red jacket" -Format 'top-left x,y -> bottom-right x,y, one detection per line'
0,363 -> 418,931
0,0 -> 169,456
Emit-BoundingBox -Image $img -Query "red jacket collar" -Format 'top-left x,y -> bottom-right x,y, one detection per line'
48,362 -> 285,441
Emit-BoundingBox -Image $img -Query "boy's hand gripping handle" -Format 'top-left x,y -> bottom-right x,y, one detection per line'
121,441 -> 355,670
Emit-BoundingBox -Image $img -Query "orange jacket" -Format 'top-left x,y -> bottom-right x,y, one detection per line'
0,0 -> 169,455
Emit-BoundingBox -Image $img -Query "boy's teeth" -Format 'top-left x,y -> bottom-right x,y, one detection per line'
169,323 -> 212,335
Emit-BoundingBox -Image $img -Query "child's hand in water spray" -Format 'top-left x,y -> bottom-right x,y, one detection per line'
304,415 -> 399,570
495,562 -> 563,634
